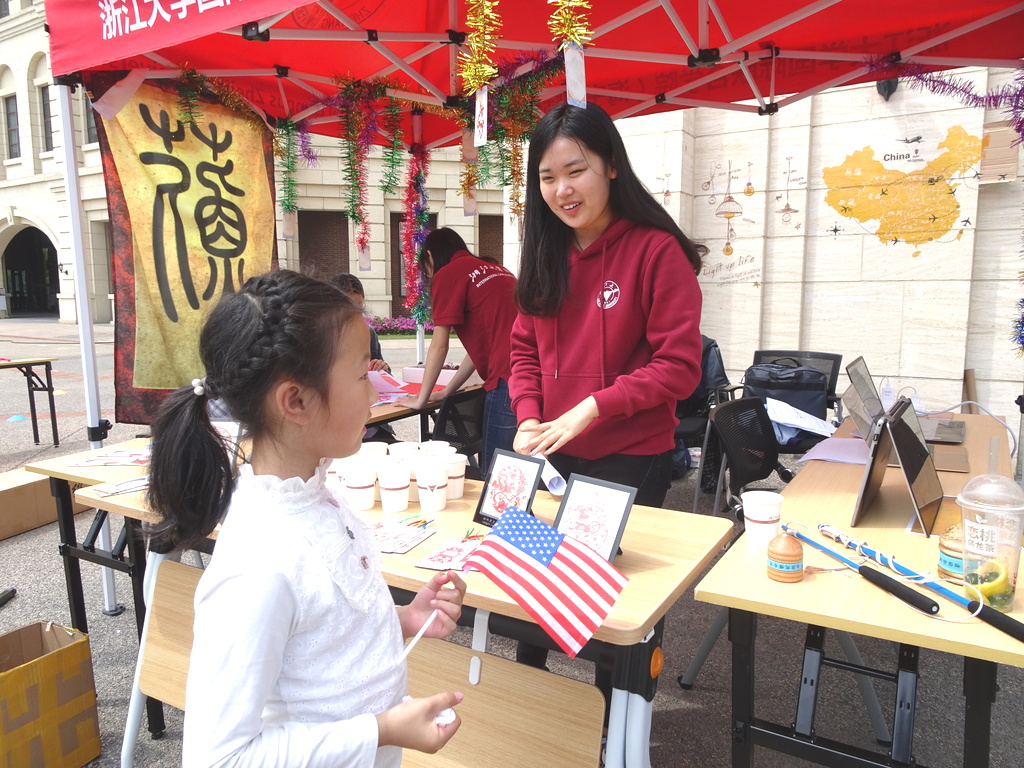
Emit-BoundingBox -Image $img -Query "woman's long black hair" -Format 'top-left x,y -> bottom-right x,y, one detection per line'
516,102 -> 706,317
147,270 -> 359,552
418,227 -> 469,287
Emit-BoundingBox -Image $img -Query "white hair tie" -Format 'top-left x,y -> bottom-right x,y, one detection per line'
192,378 -> 206,397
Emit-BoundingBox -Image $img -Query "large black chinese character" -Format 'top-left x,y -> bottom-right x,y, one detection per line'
191,123 -> 248,296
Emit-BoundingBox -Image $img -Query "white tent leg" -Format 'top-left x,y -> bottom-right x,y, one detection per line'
57,83 -> 121,615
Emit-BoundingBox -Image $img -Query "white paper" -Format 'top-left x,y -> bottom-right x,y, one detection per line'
369,370 -> 409,395
796,437 -> 871,464
765,398 -> 837,438
542,459 -> 566,496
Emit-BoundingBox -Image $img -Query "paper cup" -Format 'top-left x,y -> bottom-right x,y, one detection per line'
388,441 -> 420,460
378,457 -> 411,516
415,457 -> 449,514
741,491 -> 783,549
343,458 -> 377,512
421,440 -> 456,455
358,441 -> 389,458
445,454 -> 468,500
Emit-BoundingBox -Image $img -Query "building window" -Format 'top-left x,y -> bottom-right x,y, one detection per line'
40,85 -> 53,152
85,96 -> 98,144
0,1 -> 9,19
4,95 -> 19,159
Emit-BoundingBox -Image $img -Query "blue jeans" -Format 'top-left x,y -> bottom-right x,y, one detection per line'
481,379 -> 517,476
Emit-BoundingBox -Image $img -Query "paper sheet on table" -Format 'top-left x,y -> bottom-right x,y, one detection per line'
765,398 -> 837,438
542,459 -> 566,496
796,437 -> 871,464
369,371 -> 445,402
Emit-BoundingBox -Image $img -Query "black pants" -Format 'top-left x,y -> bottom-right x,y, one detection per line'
519,449 -> 674,715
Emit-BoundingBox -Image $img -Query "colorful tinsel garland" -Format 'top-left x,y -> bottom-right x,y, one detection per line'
401,142 -> 432,324
548,0 -> 593,49
274,119 -> 300,214
460,0 -> 502,95
460,50 -> 565,215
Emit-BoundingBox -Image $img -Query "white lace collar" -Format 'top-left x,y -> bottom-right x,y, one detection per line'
236,461 -> 331,510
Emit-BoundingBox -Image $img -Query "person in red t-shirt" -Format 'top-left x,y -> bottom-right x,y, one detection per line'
395,228 -> 517,473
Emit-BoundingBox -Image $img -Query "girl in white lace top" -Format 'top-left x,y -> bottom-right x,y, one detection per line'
148,270 -> 466,768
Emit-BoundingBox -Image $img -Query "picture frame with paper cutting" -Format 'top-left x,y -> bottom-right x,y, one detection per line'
473,449 -> 545,527
553,474 -> 636,563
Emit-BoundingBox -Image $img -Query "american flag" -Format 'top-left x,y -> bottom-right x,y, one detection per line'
464,507 -> 628,658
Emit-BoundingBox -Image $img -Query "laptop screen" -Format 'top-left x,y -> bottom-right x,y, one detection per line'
888,398 -> 944,537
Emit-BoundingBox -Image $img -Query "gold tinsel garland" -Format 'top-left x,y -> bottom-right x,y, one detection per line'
548,0 -> 593,48
460,0 -> 502,94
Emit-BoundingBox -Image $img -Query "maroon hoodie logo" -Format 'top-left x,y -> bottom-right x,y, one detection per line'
596,281 -> 620,310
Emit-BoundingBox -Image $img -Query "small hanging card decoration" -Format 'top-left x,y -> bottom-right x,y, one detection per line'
553,474 -> 636,563
548,0 -> 593,107
474,449 -> 545,527
464,506 -> 628,658
474,85 -> 489,148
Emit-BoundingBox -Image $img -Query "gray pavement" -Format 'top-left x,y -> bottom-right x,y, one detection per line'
2,316 -> 1023,767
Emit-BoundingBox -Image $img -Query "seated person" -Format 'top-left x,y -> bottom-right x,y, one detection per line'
330,272 -> 396,444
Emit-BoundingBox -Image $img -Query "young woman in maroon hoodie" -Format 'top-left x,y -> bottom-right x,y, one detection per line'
511,101 -> 706,507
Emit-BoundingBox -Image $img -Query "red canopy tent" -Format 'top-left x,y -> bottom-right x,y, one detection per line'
47,1 -> 1024,149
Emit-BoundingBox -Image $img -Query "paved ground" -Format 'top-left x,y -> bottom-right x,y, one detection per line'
2,315 -> 1024,767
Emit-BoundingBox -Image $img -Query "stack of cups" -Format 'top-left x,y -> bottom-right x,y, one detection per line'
378,456 -> 412,517
421,440 -> 457,456
445,454 -> 468,500
358,442 -> 389,460
741,491 -> 784,549
415,456 -> 449,514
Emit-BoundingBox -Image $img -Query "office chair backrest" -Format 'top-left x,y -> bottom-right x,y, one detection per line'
431,388 -> 487,478
752,350 -> 843,401
709,397 -> 781,498
677,335 -> 730,419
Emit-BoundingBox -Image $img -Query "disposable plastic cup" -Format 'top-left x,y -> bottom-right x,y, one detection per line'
415,458 -> 449,514
957,474 -> 1024,613
343,458 -> 377,512
378,458 -> 412,516
445,454 -> 468,500
741,491 -> 783,549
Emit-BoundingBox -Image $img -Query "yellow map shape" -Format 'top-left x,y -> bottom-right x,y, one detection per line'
823,126 -> 985,246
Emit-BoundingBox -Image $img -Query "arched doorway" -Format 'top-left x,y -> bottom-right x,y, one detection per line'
2,228 -> 60,315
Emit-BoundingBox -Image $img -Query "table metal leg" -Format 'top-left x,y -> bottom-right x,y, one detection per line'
963,657 -> 997,768
604,688 -> 629,768
52,477 -> 88,632
22,365 -> 41,444
729,608 -> 756,768
44,362 -> 59,446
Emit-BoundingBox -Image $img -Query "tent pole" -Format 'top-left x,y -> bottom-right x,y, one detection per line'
56,83 -> 122,616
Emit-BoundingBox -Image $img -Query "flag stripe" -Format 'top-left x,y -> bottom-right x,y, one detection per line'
470,542 -> 594,645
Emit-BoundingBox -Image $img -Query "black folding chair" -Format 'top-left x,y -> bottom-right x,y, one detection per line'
430,388 -> 487,480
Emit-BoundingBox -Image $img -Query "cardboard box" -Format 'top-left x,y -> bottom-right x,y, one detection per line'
0,470 -> 90,542
0,622 -> 101,768
402,365 -> 483,388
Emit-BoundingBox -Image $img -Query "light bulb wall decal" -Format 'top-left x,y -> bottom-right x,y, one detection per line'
715,160 -> 742,254
744,162 -> 755,196
776,156 -> 799,223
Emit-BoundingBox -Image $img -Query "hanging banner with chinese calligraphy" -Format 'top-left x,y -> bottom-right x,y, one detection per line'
85,74 -> 276,424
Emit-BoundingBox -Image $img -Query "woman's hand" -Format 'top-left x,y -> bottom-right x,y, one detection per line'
398,570 -> 467,640
515,397 -> 599,457
513,419 -> 541,454
376,691 -> 463,752
394,394 -> 429,411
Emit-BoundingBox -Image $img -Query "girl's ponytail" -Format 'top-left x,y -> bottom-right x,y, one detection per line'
148,384 -> 233,552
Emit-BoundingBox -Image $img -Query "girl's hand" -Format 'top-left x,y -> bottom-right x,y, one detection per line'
376,691 -> 463,752
516,398 -> 599,457
395,394 -> 429,411
369,359 -> 389,372
514,419 -> 541,454
400,570 -> 466,639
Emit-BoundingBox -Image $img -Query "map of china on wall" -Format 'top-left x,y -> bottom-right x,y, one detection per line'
823,126 -> 986,257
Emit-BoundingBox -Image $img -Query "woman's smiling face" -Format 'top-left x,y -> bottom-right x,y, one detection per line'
538,135 -> 617,252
